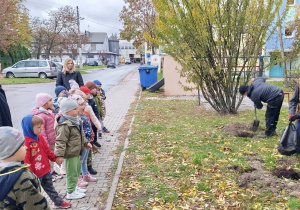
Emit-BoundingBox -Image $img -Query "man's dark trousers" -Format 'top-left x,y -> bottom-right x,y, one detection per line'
265,91 -> 284,136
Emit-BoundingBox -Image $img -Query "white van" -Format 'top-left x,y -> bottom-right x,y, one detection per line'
125,58 -> 131,64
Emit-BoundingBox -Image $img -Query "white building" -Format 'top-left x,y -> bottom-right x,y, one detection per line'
119,40 -> 141,63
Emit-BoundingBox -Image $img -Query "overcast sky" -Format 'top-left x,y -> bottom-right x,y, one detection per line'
23,0 -> 125,37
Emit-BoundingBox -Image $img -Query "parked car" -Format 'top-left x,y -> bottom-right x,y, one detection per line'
2,60 -> 58,78
125,58 -> 131,64
54,62 -> 63,71
88,61 -> 98,66
107,62 -> 116,68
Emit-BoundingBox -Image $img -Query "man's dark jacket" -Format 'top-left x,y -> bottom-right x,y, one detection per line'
289,82 -> 300,115
247,78 -> 282,109
56,71 -> 84,90
0,85 -> 12,127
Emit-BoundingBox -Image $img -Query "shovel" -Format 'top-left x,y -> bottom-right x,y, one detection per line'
252,108 -> 260,132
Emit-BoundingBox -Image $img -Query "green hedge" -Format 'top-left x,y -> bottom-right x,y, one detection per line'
0,44 -> 31,69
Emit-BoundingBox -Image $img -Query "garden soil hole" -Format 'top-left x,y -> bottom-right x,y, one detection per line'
222,122 -> 254,138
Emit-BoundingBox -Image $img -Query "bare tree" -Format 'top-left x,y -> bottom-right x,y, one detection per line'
30,6 -> 86,59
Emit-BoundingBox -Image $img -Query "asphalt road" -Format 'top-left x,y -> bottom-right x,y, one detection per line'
3,64 -> 139,130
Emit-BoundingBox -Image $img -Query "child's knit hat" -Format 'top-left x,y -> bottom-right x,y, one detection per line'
0,127 -> 25,160
74,89 -> 87,100
55,86 -> 67,97
60,98 -> 78,114
93,80 -> 102,85
36,93 -> 52,107
69,79 -> 80,93
85,81 -> 97,90
69,94 -> 85,105
80,85 -> 91,94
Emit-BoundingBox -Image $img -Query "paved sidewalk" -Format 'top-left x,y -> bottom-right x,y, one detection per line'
43,70 -> 140,209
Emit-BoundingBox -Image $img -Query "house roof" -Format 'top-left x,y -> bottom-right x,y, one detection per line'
109,35 -> 119,41
87,32 -> 108,43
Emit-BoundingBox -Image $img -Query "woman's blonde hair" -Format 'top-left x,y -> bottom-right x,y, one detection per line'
62,58 -> 76,74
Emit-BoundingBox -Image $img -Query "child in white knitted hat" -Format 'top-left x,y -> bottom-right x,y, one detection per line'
54,98 -> 92,200
0,126 -> 50,209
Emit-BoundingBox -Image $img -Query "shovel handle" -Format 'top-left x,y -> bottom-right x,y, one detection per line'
254,107 -> 258,120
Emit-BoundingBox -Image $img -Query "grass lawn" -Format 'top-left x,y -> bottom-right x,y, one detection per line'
77,65 -> 106,74
0,65 -> 106,84
0,77 -> 54,85
266,80 -> 294,93
113,90 -> 299,209
157,71 -> 163,80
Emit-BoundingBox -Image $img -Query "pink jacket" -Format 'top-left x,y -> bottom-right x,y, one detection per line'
85,104 -> 102,131
30,107 -> 56,146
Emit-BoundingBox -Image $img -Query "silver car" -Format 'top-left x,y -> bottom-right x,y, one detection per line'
2,60 -> 58,78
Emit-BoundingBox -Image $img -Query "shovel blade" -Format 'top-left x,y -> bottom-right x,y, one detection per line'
252,120 -> 260,132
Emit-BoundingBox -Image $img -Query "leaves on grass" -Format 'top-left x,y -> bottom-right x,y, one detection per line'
112,98 -> 293,209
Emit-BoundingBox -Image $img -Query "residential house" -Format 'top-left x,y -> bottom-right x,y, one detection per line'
82,31 -> 119,65
108,35 -> 120,65
49,31 -> 119,65
264,0 -> 300,78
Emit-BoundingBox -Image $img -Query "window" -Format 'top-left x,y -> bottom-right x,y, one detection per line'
25,61 -> 39,67
287,0 -> 295,5
14,61 -> 25,68
285,26 -> 294,37
91,44 -> 96,51
39,61 -> 47,67
49,61 -> 56,67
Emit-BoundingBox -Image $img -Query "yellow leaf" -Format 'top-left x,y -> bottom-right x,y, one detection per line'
219,182 -> 226,189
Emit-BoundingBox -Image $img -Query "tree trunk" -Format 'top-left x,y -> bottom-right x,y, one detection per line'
45,49 -> 50,59
277,12 -> 287,81
152,45 -> 156,55
36,49 -> 40,60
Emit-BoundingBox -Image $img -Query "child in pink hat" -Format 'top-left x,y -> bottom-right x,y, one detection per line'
30,93 -> 63,181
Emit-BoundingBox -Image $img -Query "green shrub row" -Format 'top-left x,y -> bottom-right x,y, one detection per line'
0,44 -> 31,69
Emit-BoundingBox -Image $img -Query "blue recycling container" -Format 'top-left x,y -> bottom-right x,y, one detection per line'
138,65 -> 158,88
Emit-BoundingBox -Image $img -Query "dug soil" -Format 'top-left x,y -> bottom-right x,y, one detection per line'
237,158 -> 300,198
223,123 -> 300,197
222,122 -> 255,138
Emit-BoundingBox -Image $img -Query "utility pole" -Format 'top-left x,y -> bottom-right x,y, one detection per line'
276,11 -> 287,81
76,6 -> 83,69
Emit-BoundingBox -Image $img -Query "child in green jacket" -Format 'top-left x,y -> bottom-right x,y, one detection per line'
54,98 -> 92,200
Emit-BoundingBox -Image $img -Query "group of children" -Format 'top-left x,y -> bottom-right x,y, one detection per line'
0,79 -> 109,209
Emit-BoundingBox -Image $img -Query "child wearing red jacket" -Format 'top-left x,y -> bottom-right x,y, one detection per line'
22,114 -> 71,209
